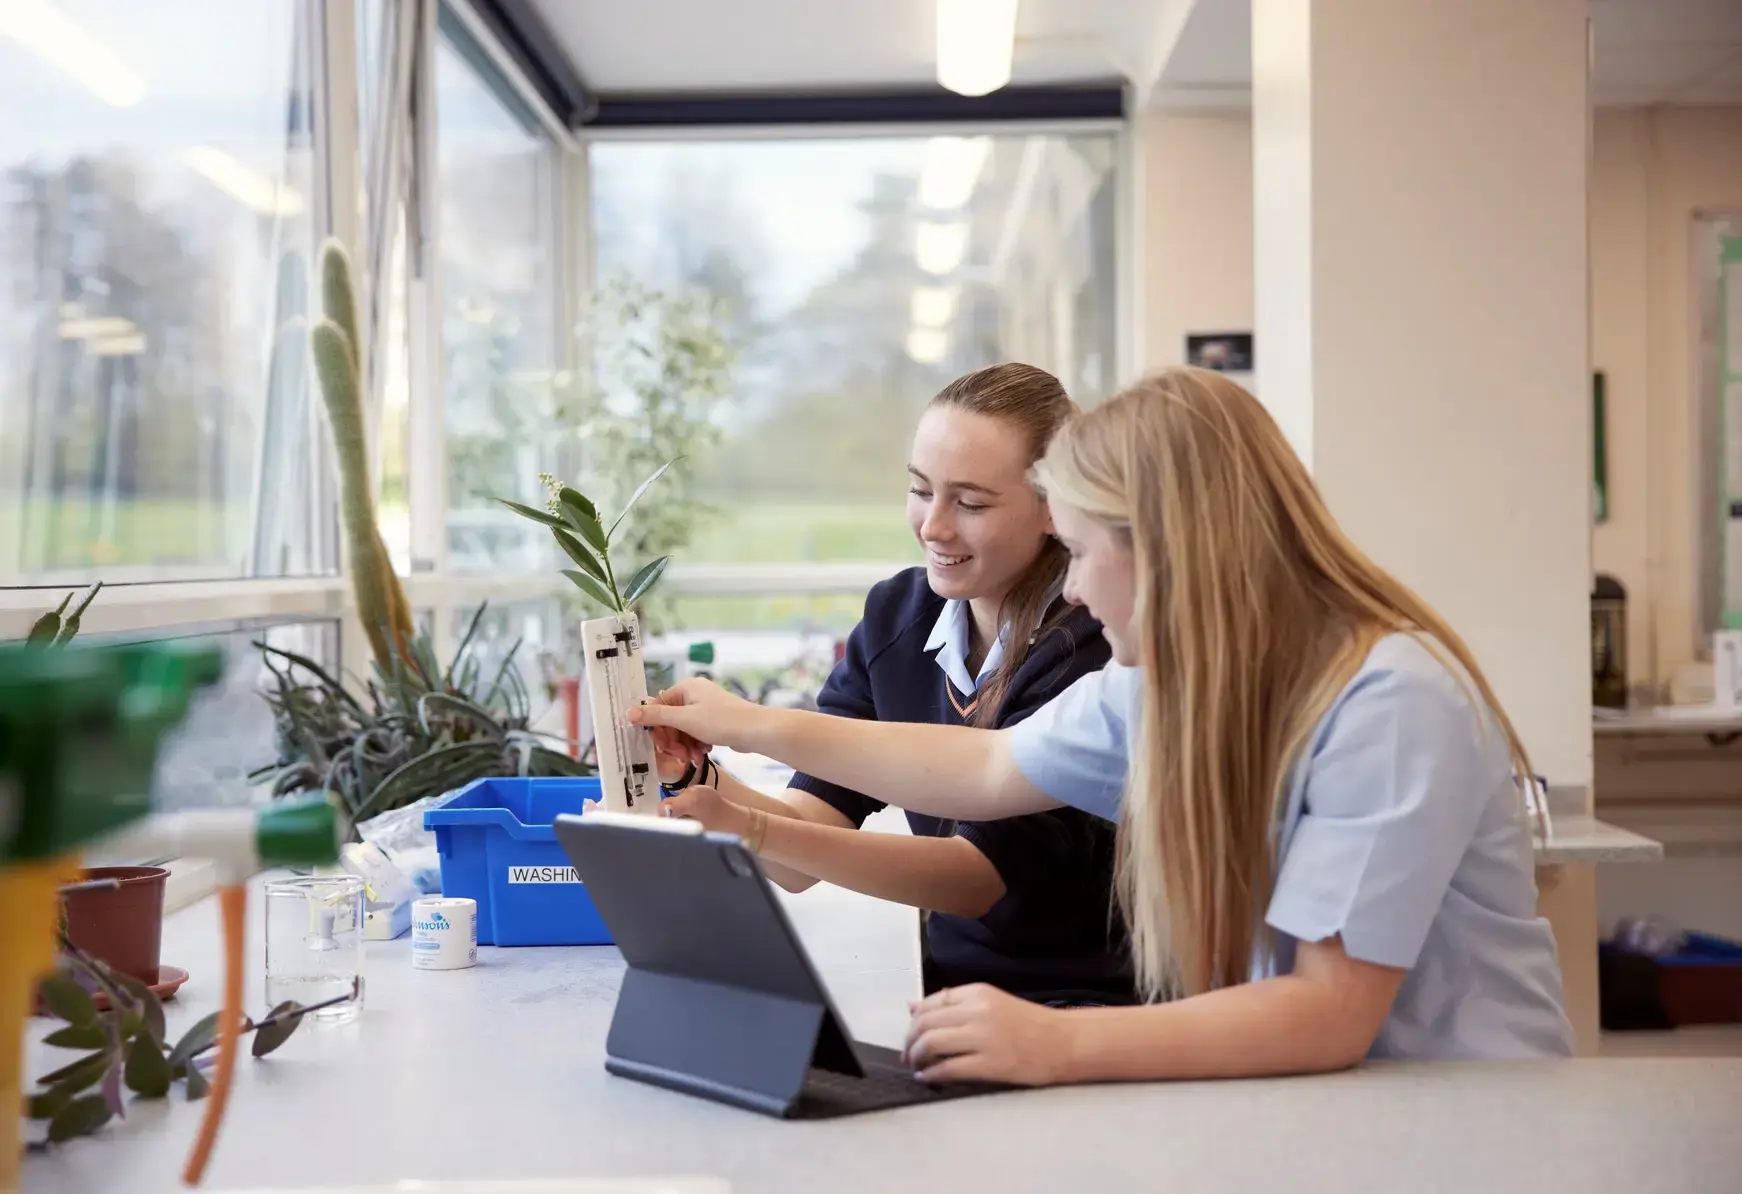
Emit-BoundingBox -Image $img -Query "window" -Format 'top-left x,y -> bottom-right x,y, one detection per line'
435,15 -> 564,575
588,131 -> 1121,597
0,0 -> 323,585
150,620 -> 338,811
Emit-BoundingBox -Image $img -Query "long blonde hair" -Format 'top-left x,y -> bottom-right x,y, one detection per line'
1033,367 -> 1534,1000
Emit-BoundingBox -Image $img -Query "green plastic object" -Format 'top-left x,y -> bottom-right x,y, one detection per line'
255,794 -> 342,868
0,640 -> 224,864
687,641 -> 715,666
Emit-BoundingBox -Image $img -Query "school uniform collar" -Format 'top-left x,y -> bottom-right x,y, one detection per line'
925,599 -> 1006,697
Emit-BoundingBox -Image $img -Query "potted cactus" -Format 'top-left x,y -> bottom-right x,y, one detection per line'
249,241 -> 594,827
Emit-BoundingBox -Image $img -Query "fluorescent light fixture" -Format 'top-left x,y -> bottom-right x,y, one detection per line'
87,333 -> 147,357
918,137 -> 991,211
936,0 -> 1018,98
915,222 -> 969,276
60,316 -> 137,340
910,285 -> 959,328
0,0 -> 146,106
906,327 -> 949,366
181,147 -> 306,217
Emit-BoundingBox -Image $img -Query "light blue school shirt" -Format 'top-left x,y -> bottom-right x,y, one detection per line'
924,599 -> 1006,696
1006,633 -> 1574,1060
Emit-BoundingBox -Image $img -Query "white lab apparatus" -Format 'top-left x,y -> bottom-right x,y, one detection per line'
582,611 -> 659,814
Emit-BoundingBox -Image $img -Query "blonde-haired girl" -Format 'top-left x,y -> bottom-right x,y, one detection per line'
633,366 -> 1572,1083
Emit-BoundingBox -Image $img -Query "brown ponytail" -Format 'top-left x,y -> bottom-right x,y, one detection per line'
927,363 -> 1079,728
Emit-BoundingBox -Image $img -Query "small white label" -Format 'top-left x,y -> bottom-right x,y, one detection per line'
507,865 -> 582,884
1715,631 -> 1742,710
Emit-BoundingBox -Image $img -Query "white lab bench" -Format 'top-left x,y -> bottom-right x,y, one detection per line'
24,872 -> 1742,1194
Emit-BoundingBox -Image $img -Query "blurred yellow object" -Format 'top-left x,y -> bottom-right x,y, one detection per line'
0,852 -> 79,1194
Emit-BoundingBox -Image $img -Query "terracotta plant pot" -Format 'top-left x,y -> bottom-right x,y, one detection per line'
61,865 -> 170,981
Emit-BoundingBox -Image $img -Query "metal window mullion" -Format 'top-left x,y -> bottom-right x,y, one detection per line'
406,0 -> 450,642
1114,118 -> 1143,387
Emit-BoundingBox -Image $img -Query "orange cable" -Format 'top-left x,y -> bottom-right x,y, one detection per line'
181,884 -> 245,1186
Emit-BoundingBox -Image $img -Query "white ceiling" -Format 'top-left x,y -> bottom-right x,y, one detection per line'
531,0 -> 1157,95
1154,0 -> 1742,107
527,0 -> 1742,108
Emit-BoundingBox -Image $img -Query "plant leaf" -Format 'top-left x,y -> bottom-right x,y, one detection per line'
47,1093 -> 113,1143
352,741 -> 500,823
168,1011 -> 220,1068
496,498 -> 565,529
560,569 -> 619,612
621,556 -> 672,609
39,974 -> 97,1025
185,1061 -> 211,1101
35,1048 -> 110,1088
567,508 -> 609,556
56,581 -> 103,643
446,602 -> 490,689
44,1023 -> 109,1050
105,971 -> 166,1047
552,528 -> 610,585
557,485 -> 598,526
255,641 -> 367,715
607,457 -> 682,542
124,1032 -> 173,1098
100,1053 -> 124,1117
417,692 -> 507,742
251,1001 -> 306,1057
26,609 -> 62,645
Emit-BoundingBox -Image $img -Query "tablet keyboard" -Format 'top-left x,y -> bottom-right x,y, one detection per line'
795,1064 -> 956,1116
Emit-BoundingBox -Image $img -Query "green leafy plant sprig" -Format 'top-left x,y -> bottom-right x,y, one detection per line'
497,459 -> 680,616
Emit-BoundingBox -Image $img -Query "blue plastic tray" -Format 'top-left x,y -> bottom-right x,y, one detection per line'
423,776 -> 611,946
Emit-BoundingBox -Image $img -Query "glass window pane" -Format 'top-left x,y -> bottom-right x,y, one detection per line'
0,1 -> 322,584
450,598 -> 562,726
588,133 -> 1119,573
146,619 -> 340,812
435,24 -> 560,575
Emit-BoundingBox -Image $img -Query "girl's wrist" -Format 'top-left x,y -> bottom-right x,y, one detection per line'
1047,1005 -> 1093,1085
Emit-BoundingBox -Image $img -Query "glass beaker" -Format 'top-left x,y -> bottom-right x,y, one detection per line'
263,874 -> 365,1023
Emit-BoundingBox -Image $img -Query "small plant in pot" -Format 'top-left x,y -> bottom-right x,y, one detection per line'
498,461 -> 680,813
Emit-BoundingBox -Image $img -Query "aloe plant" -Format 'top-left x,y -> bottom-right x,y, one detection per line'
497,459 -> 680,615
250,602 -> 593,823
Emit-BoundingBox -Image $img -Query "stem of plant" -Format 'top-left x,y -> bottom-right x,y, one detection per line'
599,546 -> 623,612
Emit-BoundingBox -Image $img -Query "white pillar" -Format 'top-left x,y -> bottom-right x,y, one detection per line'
1252,0 -> 1596,1047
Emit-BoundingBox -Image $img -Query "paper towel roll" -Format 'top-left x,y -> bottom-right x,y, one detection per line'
412,897 -> 477,970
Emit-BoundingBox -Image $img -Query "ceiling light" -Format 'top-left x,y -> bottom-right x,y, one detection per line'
910,286 -> 959,328
0,0 -> 146,107
87,333 -> 147,357
181,147 -> 306,217
918,137 -> 991,211
60,316 -> 137,339
936,0 -> 1018,98
915,222 -> 969,276
906,327 -> 949,366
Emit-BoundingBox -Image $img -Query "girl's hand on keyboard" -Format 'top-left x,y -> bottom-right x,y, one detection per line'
902,984 -> 1073,1086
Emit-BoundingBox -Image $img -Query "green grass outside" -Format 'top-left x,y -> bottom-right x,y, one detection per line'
0,498 -> 232,575
3,497 -> 916,587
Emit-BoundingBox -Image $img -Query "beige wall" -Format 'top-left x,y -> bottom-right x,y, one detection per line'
1141,105 -> 1742,691
1141,112 -> 1254,370
1591,107 -> 1742,691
